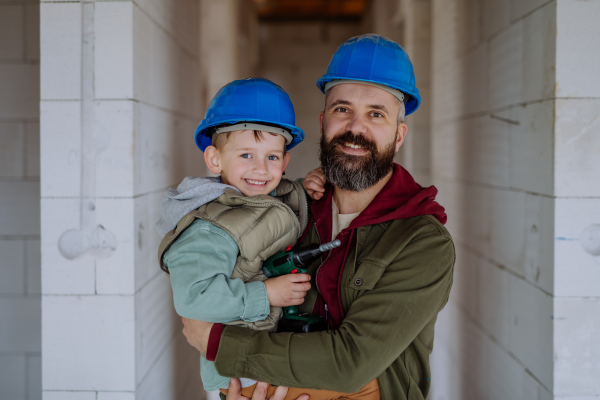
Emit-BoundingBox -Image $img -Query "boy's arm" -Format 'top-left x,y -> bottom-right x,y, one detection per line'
164,219 -> 269,323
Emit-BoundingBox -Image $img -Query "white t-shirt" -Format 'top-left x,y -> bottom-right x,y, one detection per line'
332,200 -> 361,240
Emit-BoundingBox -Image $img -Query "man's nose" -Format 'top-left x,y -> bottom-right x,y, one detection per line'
346,112 -> 368,135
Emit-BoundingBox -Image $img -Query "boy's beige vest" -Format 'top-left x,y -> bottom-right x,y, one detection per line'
158,179 -> 308,331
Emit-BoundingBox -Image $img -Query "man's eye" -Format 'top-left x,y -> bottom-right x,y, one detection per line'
241,153 -> 251,159
335,107 -> 348,113
267,155 -> 279,161
371,112 -> 383,118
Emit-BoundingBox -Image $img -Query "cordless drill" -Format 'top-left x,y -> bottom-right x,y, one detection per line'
262,239 -> 341,333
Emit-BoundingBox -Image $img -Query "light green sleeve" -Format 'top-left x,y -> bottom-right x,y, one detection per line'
164,219 -> 270,323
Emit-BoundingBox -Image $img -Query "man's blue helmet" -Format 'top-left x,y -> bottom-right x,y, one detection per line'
195,78 -> 304,151
316,34 -> 421,115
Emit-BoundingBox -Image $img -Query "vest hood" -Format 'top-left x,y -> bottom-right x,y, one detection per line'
155,176 -> 239,237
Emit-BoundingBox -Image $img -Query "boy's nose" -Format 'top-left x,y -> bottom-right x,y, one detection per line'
252,159 -> 269,175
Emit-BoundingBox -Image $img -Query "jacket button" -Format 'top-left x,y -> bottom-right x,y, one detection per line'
354,278 -> 363,286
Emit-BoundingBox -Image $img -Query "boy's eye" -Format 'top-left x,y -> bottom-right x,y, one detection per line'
241,153 -> 251,159
267,155 -> 279,161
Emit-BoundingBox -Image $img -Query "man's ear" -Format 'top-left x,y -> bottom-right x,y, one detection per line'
204,146 -> 222,174
319,111 -> 324,133
395,123 -> 408,153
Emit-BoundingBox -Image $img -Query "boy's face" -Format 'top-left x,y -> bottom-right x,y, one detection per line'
204,130 -> 291,197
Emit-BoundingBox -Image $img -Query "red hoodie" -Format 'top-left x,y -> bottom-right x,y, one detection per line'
206,163 -> 446,359
308,163 -> 447,330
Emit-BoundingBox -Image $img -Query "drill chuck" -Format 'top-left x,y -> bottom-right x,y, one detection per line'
293,239 -> 342,267
319,240 -> 341,253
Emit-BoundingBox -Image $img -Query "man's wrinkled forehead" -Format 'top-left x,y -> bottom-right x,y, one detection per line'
324,82 -> 399,111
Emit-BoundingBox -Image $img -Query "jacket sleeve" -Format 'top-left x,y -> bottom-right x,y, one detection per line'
164,219 -> 270,323
213,231 -> 455,392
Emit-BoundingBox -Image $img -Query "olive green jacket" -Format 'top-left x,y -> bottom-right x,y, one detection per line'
214,215 -> 455,400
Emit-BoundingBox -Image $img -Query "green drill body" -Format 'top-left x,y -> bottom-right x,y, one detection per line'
262,239 -> 341,333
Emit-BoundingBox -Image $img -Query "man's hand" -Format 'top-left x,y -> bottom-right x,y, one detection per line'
302,168 -> 326,200
181,318 -> 213,353
226,378 -> 310,400
264,274 -> 311,307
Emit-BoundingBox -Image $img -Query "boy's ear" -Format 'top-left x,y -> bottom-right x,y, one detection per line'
282,152 -> 291,172
204,146 -> 222,174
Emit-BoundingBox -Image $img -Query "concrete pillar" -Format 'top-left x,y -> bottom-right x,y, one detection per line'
200,0 -> 239,103
0,1 -> 41,399
40,0 -> 205,398
199,0 -> 259,104
397,0 -> 433,185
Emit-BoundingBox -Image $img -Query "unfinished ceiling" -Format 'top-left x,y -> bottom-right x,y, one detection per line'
253,0 -> 369,20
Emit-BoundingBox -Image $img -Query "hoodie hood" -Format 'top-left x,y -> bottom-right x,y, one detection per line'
155,176 -> 239,237
310,163 -> 446,240
308,163 -> 447,330
349,163 -> 447,227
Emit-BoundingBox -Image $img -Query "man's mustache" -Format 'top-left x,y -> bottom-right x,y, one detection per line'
328,131 -> 377,154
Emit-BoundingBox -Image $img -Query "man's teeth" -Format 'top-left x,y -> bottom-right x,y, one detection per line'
246,179 -> 267,185
344,142 -> 363,149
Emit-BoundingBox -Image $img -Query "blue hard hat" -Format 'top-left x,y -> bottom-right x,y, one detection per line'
316,34 -> 421,115
195,78 -> 304,151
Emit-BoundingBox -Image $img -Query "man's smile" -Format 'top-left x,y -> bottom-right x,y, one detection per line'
339,142 -> 370,156
344,142 -> 364,149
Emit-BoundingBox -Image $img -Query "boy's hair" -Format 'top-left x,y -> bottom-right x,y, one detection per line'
211,129 -> 287,152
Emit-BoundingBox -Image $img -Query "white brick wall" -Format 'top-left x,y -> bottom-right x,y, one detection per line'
40,0 -> 206,398
0,0 -> 41,399
426,0 -> 600,399
552,1 -> 600,396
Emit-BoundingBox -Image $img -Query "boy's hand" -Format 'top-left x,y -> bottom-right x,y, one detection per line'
264,274 -> 311,307
303,168 -> 326,200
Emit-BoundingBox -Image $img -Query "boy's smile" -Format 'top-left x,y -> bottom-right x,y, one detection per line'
204,129 -> 290,197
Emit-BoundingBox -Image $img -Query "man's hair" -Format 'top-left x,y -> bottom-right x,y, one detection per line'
324,90 -> 407,124
211,129 -> 286,152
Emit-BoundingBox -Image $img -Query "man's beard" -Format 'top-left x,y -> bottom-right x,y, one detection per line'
319,129 -> 396,192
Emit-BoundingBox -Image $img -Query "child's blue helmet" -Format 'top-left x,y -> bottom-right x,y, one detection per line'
316,34 -> 421,115
195,78 -> 305,152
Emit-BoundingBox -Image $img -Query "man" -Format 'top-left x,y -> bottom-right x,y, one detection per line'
183,34 -> 455,400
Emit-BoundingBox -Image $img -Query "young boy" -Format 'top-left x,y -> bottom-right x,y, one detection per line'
156,78 -> 379,399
